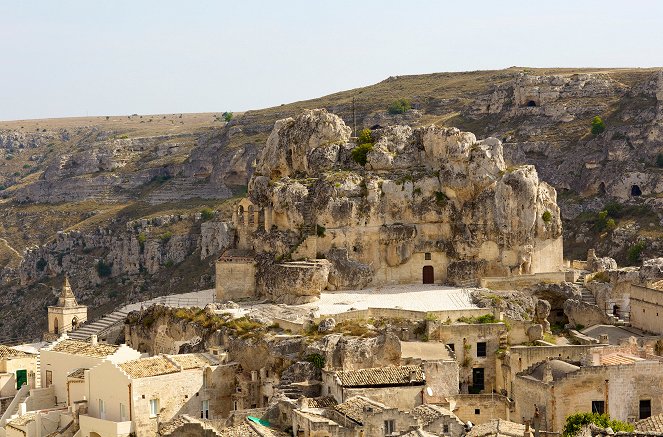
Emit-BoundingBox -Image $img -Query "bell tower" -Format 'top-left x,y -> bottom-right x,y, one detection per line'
47,277 -> 88,337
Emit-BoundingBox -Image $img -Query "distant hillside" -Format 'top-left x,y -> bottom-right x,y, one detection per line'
0,66 -> 662,339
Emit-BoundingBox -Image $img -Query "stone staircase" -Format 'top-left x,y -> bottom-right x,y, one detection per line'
575,271 -> 597,306
159,414 -> 223,436
35,355 -> 41,388
67,310 -> 129,341
301,197 -> 316,237
276,375 -> 304,400
0,385 -> 29,427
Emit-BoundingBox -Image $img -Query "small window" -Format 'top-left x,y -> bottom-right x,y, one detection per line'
233,401 -> 239,411
443,424 -> 449,433
447,343 -> 455,352
475,408 -> 481,415
640,400 -> 652,419
592,400 -> 605,414
99,399 -> 106,419
384,419 -> 395,435
149,399 -> 159,418
120,403 -> 127,421
201,399 -> 209,419
477,342 -> 487,357
203,370 -> 208,389
425,252 -> 432,260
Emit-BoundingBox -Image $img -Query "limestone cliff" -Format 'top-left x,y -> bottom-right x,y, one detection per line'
244,109 -> 563,289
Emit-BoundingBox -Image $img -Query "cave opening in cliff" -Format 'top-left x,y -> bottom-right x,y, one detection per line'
598,182 -> 606,196
631,184 -> 642,196
527,100 -> 537,107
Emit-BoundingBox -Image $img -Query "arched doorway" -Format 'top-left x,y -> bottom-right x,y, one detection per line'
422,266 -> 434,284
53,318 -> 59,334
71,317 -> 78,330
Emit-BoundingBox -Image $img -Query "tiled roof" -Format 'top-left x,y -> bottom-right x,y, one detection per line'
119,356 -> 179,379
600,353 -> 642,366
400,429 -> 440,437
307,396 -> 338,408
413,404 -> 454,427
67,368 -> 88,379
649,280 -> 663,291
50,339 -> 119,358
167,353 -> 218,370
8,413 -> 36,427
467,419 -> 526,437
336,365 -> 424,387
334,396 -> 386,425
0,345 -> 31,359
636,413 -> 663,433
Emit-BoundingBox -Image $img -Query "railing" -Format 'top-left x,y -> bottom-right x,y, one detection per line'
0,384 -> 29,427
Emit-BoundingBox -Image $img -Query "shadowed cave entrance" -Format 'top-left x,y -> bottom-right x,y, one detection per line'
631,184 -> 642,196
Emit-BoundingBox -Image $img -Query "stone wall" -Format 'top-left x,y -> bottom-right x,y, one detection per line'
448,394 -> 512,424
215,259 -> 256,301
630,284 -> 663,334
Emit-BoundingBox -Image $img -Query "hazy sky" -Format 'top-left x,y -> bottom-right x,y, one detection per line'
1,1 -> 662,121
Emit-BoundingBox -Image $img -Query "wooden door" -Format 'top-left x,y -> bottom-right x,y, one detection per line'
422,266 -> 434,284
16,369 -> 27,389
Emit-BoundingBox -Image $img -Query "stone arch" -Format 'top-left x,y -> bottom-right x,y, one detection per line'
248,204 -> 255,225
631,184 -> 642,196
71,317 -> 78,330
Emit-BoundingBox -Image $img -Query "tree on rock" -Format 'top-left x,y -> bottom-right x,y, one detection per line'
591,116 -> 605,135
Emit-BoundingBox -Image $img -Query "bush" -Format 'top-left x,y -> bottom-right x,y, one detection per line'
351,143 -> 373,166
604,201 -> 623,218
435,191 -> 449,207
388,98 -> 411,115
96,260 -> 113,277
591,116 -> 606,135
36,258 -> 47,272
222,112 -> 233,122
137,232 -> 147,249
562,413 -> 633,437
627,242 -> 645,264
605,218 -> 617,231
357,128 -> 373,145
542,210 -> 552,222
656,153 -> 663,168
200,207 -> 214,221
316,224 -> 326,237
305,353 -> 326,369
0,185 -> 5,191
159,231 -> 173,243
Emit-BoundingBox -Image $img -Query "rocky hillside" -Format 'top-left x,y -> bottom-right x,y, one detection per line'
1,67 -> 662,339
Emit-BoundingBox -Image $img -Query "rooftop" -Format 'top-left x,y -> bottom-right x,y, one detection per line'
401,341 -> 453,361
167,353 -> 219,369
467,419 -> 527,437
524,360 -> 580,382
119,356 -> 179,379
336,365 -> 424,387
50,339 -> 119,358
635,413 -> 663,433
0,345 -> 32,359
334,396 -> 387,425
581,325 -> 644,345
400,429 -> 440,437
599,353 -> 644,366
306,396 -> 338,408
413,404 -> 456,427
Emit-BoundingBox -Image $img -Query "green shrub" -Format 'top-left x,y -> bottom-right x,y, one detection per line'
387,98 -> 411,115
591,116 -> 605,135
434,191 -> 449,207
542,210 -> 552,222
562,413 -> 633,437
96,260 -> 113,277
222,111 -> 233,122
604,201 -> 623,218
200,207 -> 214,221
656,153 -> 663,168
357,128 -> 373,145
316,224 -> 326,237
36,258 -> 47,272
351,143 -> 373,166
305,353 -> 326,369
605,218 -> 617,231
137,232 -> 147,249
159,231 -> 173,243
0,185 -> 5,191
627,242 -> 645,264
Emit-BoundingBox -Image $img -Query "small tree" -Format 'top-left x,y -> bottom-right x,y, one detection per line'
351,143 -> 373,166
627,241 -> 645,264
222,111 -> 233,122
542,210 -> 552,223
591,116 -> 605,135
357,128 -> 373,145
387,98 -> 411,115
562,413 -> 633,437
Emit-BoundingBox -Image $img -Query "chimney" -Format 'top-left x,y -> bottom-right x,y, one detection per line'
91,335 -> 98,346
598,334 -> 609,344
542,362 -> 553,384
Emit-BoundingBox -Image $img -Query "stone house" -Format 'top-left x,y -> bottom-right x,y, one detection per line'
322,365 -> 425,410
0,345 -> 37,398
292,395 -> 465,437
215,249 -> 257,301
629,283 -> 663,334
78,353 -> 222,437
232,365 -> 281,411
427,322 -> 508,394
513,344 -> 663,432
40,335 -> 141,406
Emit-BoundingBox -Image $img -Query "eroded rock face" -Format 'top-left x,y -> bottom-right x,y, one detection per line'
564,299 -> 612,328
244,109 -> 564,288
587,249 -> 618,272
256,259 -> 331,304
313,332 -> 401,370
526,282 -> 582,324
325,248 -> 372,290
639,258 -> 663,284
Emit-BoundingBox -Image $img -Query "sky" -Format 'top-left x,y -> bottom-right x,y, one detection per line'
1,0 -> 662,121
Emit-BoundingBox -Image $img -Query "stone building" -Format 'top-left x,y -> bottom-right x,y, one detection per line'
79,353 -> 222,437
0,345 -> 37,398
215,109 -> 565,304
46,277 -> 88,338
40,335 -> 141,405
513,343 -> 663,432
215,249 -> 257,301
629,283 -> 663,334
